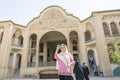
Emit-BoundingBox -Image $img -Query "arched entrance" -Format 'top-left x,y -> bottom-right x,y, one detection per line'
39,31 -> 66,78
88,49 -> 95,76
39,31 -> 67,66
14,54 -> 21,78
15,54 -> 21,69
7,53 -> 21,78
8,53 -> 14,77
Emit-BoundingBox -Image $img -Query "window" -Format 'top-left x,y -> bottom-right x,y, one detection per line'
39,43 -> 44,53
110,22 -> 118,35
85,30 -> 91,41
103,23 -> 110,35
30,34 -> 37,48
72,40 -> 78,51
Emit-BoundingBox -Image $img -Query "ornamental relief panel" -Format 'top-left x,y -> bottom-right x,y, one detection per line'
29,8 -> 79,30
102,14 -> 120,21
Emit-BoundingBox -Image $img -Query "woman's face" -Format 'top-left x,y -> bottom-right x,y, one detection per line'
60,45 -> 66,52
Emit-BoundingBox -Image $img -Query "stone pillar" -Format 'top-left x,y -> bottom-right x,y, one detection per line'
20,29 -> 28,77
0,23 -> 13,79
108,22 -> 113,35
116,22 -> 120,34
66,34 -> 70,52
78,25 -> 88,65
93,15 -> 112,76
36,36 -> 39,67
43,42 -> 47,62
94,49 -> 99,66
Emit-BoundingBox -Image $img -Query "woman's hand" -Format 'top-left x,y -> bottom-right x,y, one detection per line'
56,44 -> 61,51
55,44 -> 61,53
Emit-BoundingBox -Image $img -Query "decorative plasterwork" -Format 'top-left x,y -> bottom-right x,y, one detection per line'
29,7 -> 80,30
102,14 -> 120,20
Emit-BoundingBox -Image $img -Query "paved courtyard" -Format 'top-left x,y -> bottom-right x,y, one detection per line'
3,77 -> 120,80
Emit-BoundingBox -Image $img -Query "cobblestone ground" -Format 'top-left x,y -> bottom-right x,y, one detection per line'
3,77 -> 120,80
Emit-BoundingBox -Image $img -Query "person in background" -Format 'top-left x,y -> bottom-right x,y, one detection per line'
54,44 -> 75,80
82,62 -> 90,80
89,56 -> 95,66
93,64 -> 98,76
74,58 -> 85,80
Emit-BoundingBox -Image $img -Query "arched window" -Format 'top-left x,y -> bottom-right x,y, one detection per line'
85,30 -> 91,41
72,40 -> 78,51
69,31 -> 79,52
107,43 -> 115,53
12,30 -> 23,46
28,34 -> 37,67
18,35 -> 23,46
110,22 -> 118,35
8,53 -> 14,68
107,43 -> 115,62
30,34 -> 37,48
103,23 -> 110,35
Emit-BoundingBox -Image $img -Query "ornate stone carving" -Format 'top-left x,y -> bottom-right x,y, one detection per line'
13,30 -> 22,45
102,14 -> 120,20
29,7 -> 79,30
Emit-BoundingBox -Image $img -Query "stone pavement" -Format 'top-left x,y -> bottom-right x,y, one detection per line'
3,77 -> 120,80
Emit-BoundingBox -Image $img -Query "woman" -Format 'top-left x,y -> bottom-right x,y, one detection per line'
82,62 -> 90,80
74,59 -> 85,80
54,44 -> 75,80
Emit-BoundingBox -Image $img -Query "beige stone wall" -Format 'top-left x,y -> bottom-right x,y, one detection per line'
1,6 -> 120,79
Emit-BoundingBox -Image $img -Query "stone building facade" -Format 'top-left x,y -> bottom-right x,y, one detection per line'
0,6 -> 120,79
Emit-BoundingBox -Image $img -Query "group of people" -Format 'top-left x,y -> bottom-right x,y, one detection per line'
54,44 -> 90,80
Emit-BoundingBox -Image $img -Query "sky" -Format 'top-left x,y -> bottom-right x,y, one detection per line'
0,0 -> 120,26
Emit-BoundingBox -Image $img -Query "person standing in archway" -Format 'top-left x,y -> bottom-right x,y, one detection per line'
54,44 -> 75,80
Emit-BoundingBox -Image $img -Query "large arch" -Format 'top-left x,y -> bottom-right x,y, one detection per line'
39,31 -> 67,66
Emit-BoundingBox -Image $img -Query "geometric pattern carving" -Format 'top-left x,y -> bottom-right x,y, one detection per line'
29,7 -> 79,30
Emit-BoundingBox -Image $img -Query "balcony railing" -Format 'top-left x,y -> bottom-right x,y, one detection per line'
27,62 -> 36,67
11,44 -> 23,49
39,61 -> 56,67
105,34 -> 120,38
85,39 -> 96,45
